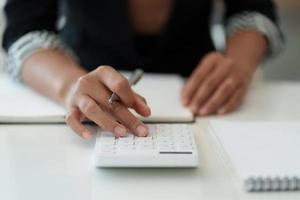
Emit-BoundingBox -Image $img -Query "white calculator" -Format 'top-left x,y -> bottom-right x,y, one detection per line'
94,124 -> 199,167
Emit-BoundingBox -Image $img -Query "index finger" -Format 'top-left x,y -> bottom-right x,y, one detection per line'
94,66 -> 136,107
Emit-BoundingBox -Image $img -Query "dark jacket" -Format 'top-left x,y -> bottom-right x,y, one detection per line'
3,0 -> 279,76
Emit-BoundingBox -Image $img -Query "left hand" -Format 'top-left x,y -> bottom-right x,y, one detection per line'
181,52 -> 255,116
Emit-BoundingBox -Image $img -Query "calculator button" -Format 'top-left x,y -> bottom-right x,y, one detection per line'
178,144 -> 193,151
99,145 -> 115,154
148,126 -> 157,134
100,149 -> 115,154
159,145 -> 175,151
135,137 -> 153,144
117,139 -> 133,145
137,143 -> 155,150
118,144 -> 133,151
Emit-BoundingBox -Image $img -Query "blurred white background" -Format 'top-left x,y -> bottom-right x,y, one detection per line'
0,0 -> 299,80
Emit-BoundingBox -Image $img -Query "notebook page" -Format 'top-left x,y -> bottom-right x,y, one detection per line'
209,121 -> 300,180
0,75 -> 65,121
0,74 -> 193,123
132,73 -> 193,122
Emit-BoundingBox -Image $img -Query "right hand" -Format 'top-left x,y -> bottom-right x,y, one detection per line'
65,65 -> 151,139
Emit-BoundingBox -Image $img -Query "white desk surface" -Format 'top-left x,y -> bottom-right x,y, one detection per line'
1,81 -> 300,200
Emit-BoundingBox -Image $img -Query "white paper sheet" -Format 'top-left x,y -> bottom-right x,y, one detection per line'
209,120 -> 300,180
0,74 -> 193,123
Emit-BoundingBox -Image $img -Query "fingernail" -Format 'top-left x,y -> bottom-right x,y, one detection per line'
136,125 -> 148,137
114,126 -> 127,137
82,131 -> 92,140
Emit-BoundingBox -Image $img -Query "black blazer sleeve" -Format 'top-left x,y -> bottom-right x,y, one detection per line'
2,0 -> 58,51
224,0 -> 278,23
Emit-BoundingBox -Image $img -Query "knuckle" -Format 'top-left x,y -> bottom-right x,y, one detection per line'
223,57 -> 233,67
96,65 -> 112,73
193,68 -> 203,78
77,76 -> 89,87
113,77 -> 129,93
232,73 -> 245,87
207,52 -> 220,60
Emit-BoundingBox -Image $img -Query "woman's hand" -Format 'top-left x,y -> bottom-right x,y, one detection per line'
180,31 -> 267,116
181,52 -> 255,116
65,65 -> 151,139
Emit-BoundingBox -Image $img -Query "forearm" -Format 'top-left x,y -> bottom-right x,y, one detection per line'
225,30 -> 268,75
21,50 -> 87,107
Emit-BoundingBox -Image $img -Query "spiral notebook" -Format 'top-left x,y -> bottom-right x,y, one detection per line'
0,73 -> 193,123
208,120 -> 300,192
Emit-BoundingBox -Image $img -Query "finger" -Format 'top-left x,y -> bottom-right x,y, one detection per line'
188,58 -> 232,113
110,101 -> 149,137
132,92 -> 151,117
198,77 -> 237,116
217,88 -> 246,115
134,92 -> 147,104
81,81 -> 112,109
94,66 -> 136,107
85,82 -> 151,118
66,107 -> 91,140
77,95 -> 127,137
181,53 -> 221,105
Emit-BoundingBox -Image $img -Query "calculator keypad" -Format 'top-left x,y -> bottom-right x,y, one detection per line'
96,124 -> 196,154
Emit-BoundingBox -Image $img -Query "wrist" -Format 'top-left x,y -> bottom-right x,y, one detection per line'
225,52 -> 257,76
58,68 -> 86,108
225,30 -> 268,76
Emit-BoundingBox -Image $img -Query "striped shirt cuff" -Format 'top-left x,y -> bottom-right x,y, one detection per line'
226,12 -> 284,58
5,31 -> 78,81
